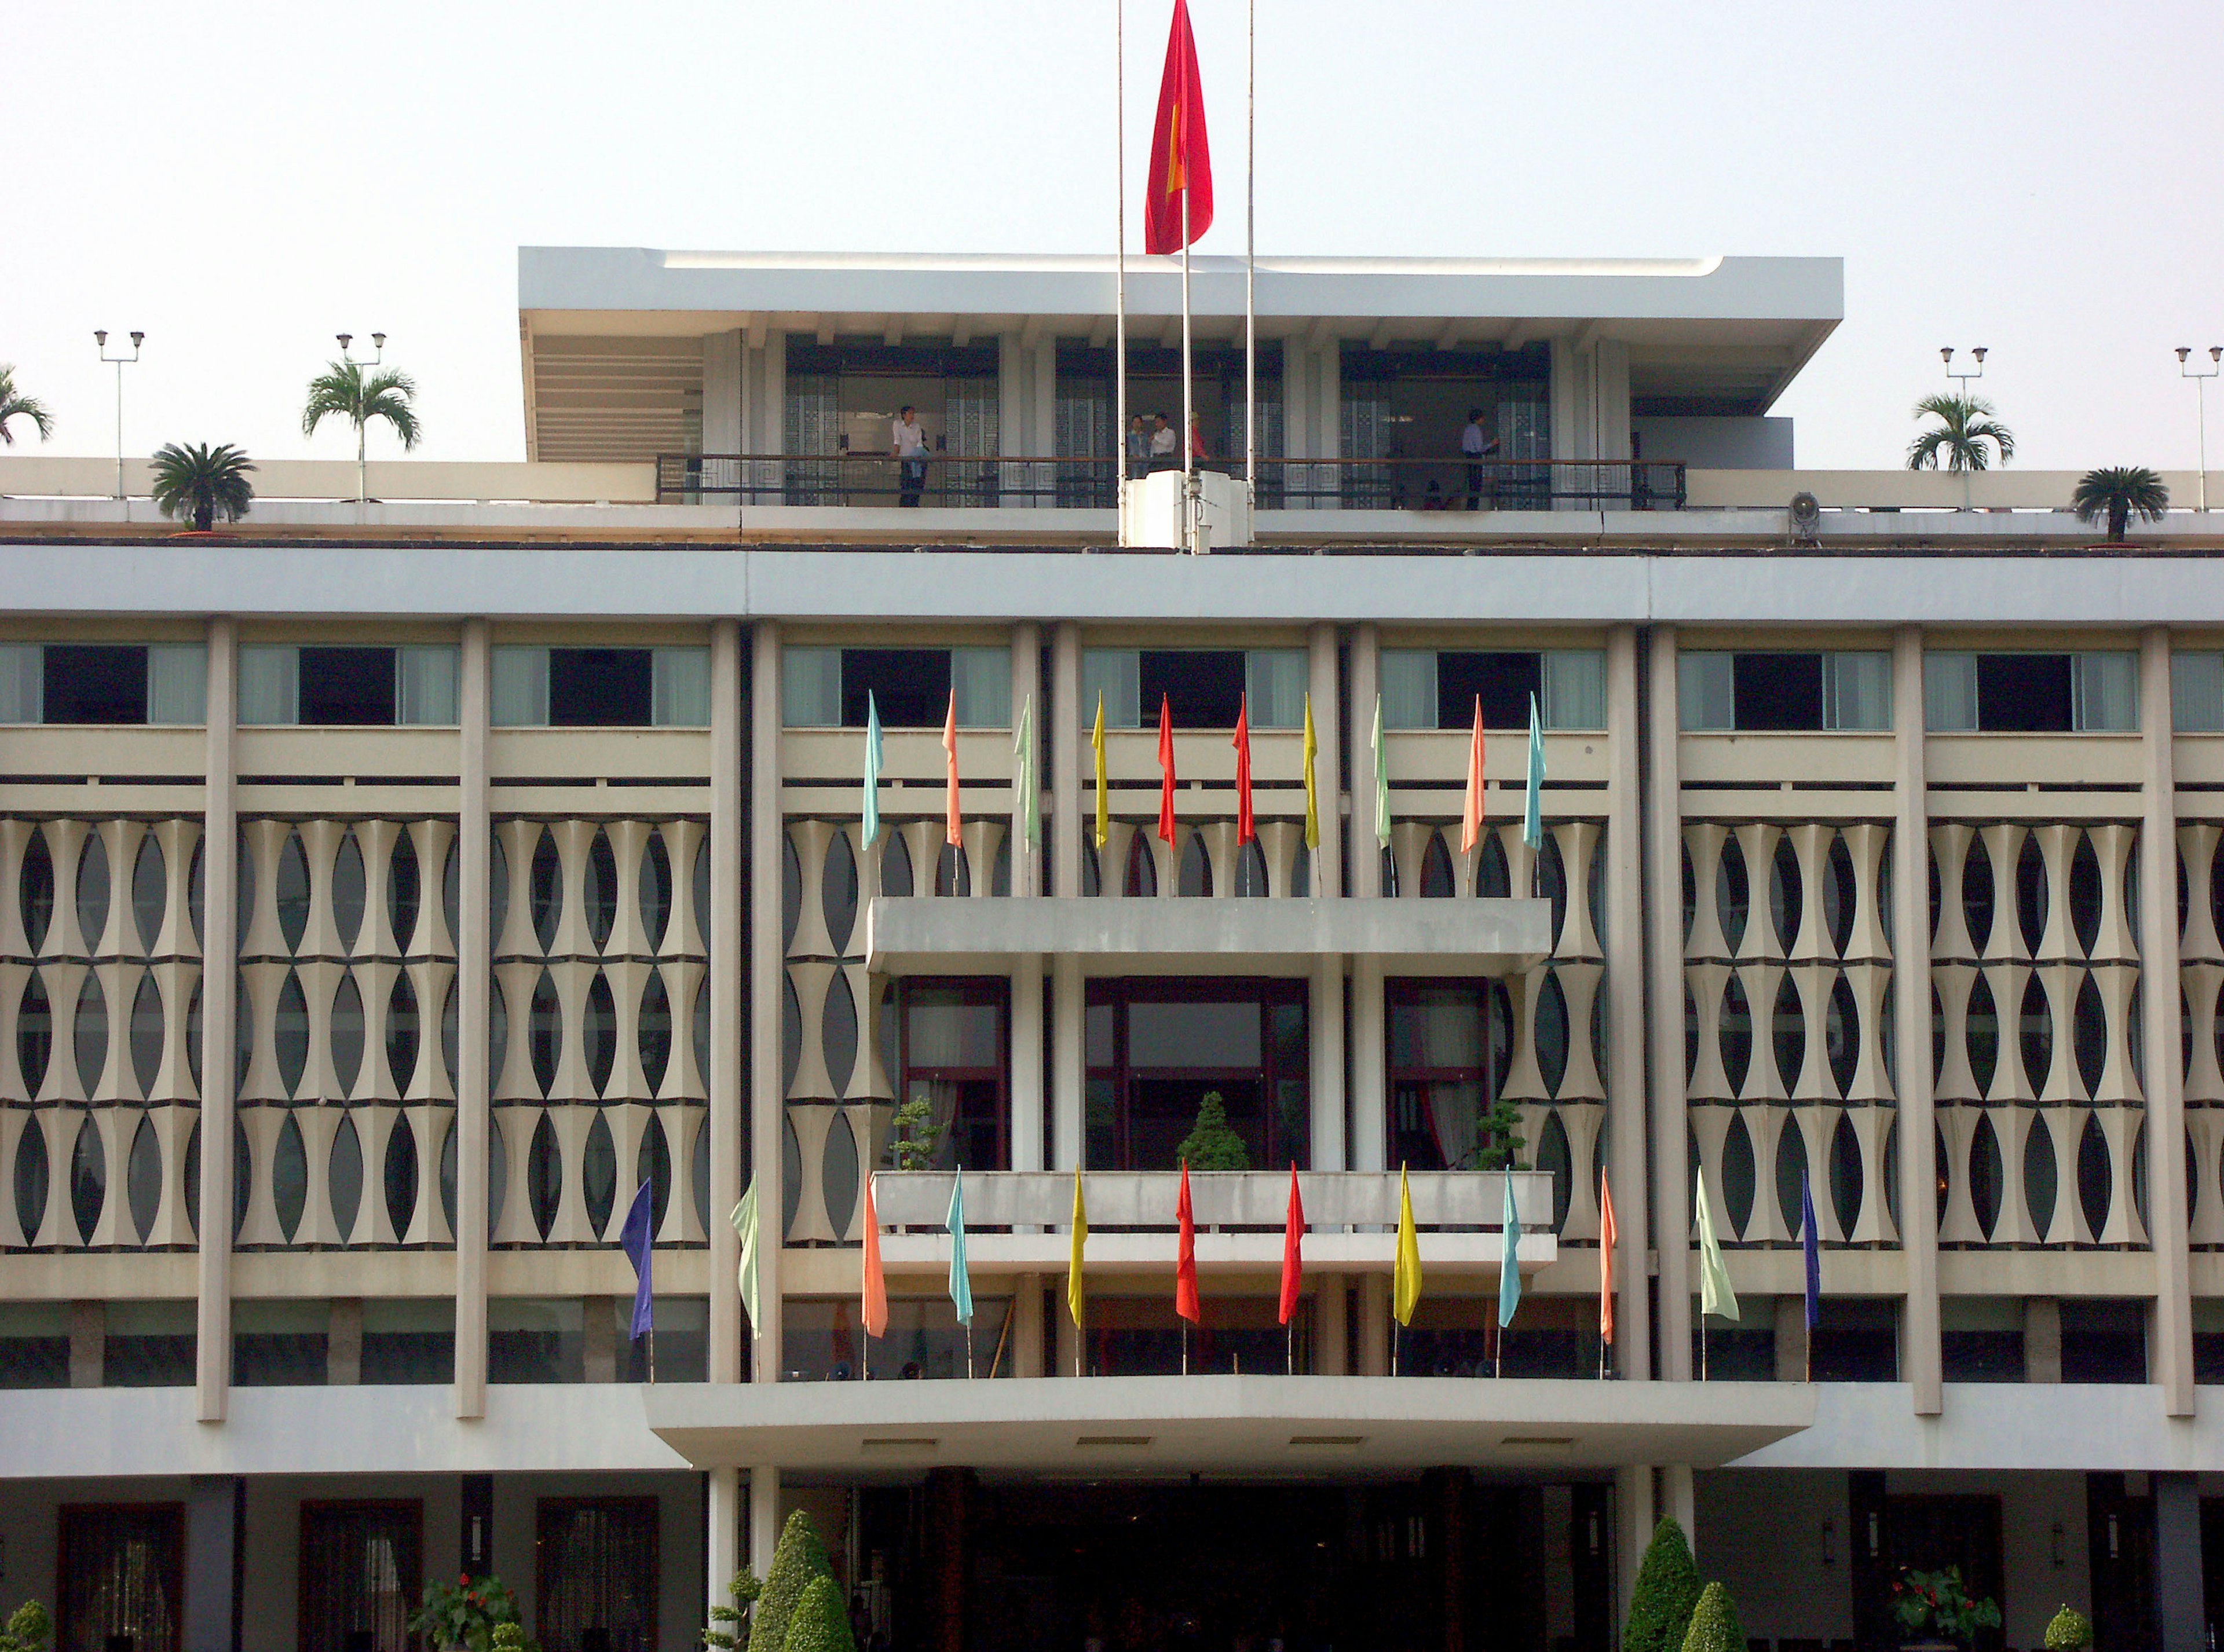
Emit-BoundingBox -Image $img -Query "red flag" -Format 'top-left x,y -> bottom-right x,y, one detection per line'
861,1172 -> 887,1340
1460,694 -> 1486,855
1175,1161 -> 1201,1325
1278,1162 -> 1305,1327
1597,1171 -> 1618,1347
1143,0 -> 1214,255
1156,693 -> 1177,845
942,691 -> 961,847
1232,694 -> 1254,845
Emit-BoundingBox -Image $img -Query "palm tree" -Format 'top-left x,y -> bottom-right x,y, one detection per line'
1905,393 -> 2016,472
301,359 -> 421,504
2072,466 -> 2170,542
0,365 -> 54,445
151,442 -> 256,532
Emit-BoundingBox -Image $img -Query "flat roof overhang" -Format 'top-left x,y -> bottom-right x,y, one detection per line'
863,895 -> 1552,978
643,1375 -> 1816,1477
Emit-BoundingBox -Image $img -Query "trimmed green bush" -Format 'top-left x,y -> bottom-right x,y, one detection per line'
1177,1093 -> 1249,1171
0,1600 -> 53,1652
747,1511 -> 833,1652
1681,1583 -> 1744,1652
703,1567 -> 763,1651
1623,1517 -> 1703,1652
2044,1607 -> 2093,1652
782,1577 -> 854,1652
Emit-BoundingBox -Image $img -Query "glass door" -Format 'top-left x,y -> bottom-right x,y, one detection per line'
1084,981 -> 1308,1169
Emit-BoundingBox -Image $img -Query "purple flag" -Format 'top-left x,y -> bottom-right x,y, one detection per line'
1800,1171 -> 1820,1331
619,1179 -> 655,1341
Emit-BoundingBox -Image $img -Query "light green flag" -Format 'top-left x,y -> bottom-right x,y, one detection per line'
730,1179 -> 762,1337
1523,691 -> 1545,852
862,692 -> 884,848
1014,695 -> 1037,848
1695,1166 -> 1739,1323
1371,693 -> 1391,848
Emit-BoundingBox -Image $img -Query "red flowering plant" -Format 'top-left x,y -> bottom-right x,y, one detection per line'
408,1575 -> 528,1652
1889,1568 -> 2002,1644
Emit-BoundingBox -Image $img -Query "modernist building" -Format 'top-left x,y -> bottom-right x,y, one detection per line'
2,250 -> 2221,1652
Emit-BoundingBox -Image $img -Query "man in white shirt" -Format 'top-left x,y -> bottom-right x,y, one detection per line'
1148,412 -> 1179,472
892,405 -> 929,507
1462,407 -> 1501,510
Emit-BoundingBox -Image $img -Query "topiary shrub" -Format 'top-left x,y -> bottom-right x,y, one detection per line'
703,1567 -> 763,1651
782,1577 -> 854,1652
748,1511 -> 834,1652
2044,1607 -> 2093,1652
1176,1092 -> 1249,1171
0,1600 -> 53,1652
1680,1583 -> 1744,1652
1623,1517 -> 1703,1652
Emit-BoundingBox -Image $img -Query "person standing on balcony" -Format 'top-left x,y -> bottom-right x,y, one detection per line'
892,405 -> 929,507
1148,411 -> 1179,472
1463,407 -> 1501,510
1126,414 -> 1149,481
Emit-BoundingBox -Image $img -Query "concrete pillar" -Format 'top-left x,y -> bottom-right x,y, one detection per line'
707,1466 -> 742,1611
1315,1279 -> 1347,1374
1310,963 -> 1346,1171
196,617 -> 237,1423
583,1295 -> 617,1382
1011,625 -> 1041,895
1614,1464 -> 1656,1633
2026,1298 -> 2062,1382
1317,343 -> 1341,461
2154,1471 -> 2205,1652
1012,966 -> 1044,1176
1052,622 -> 1081,895
749,623 -> 786,1376
1349,624 -> 1381,898
1659,1466 -> 1696,1556
1604,625 -> 1651,1380
2142,628 -> 2195,1417
748,1464 -> 781,1578
1011,624 -> 1046,1191
703,331 -> 743,454
69,1299 -> 103,1386
455,618 -> 491,1418
709,619 -> 745,1383
1358,1272 -> 1390,1376
1351,960 -> 1385,1174
1893,627 -> 1943,1416
1593,339 -> 1632,464
1549,339 -> 1586,467
1010,1276 -> 1044,1377
1645,626 -> 1692,1380
327,1298 -> 363,1384
184,1475 -> 242,1652
1308,624 -> 1342,898
1772,1296 -> 1808,1383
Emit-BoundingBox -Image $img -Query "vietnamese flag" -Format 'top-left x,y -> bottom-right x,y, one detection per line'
1143,0 -> 1214,255
1278,1163 -> 1305,1327
1232,693 -> 1254,845
1175,1161 -> 1201,1325
1156,693 -> 1178,845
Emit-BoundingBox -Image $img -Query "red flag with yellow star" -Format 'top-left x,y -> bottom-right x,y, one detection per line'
1143,0 -> 1213,255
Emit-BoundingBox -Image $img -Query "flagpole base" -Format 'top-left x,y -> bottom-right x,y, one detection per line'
1118,472 -> 1253,550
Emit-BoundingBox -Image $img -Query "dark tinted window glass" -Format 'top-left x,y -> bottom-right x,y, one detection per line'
548,649 -> 653,727
841,648 -> 949,728
1436,651 -> 1541,730
43,645 -> 147,725
1977,653 -> 2073,732
1139,650 -> 1243,729
1732,653 -> 1825,731
298,646 -> 396,726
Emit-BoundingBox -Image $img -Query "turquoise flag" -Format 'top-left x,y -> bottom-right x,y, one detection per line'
946,1167 -> 973,1326
1523,691 -> 1545,852
1498,1165 -> 1523,1328
862,691 -> 883,847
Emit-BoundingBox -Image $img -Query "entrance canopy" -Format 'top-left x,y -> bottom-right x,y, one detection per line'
643,1375 -> 1814,1477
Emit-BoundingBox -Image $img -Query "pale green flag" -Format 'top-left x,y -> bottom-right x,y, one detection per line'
1695,1167 -> 1739,1323
862,692 -> 884,848
730,1178 -> 762,1337
1014,695 -> 1037,848
1371,693 -> 1390,848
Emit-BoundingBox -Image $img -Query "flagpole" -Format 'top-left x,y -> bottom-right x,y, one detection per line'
1181,181 -> 1193,493
1243,0 -> 1256,493
1114,0 -> 1126,510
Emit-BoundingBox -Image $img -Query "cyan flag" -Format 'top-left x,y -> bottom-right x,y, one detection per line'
1498,1166 -> 1523,1328
1523,692 -> 1545,852
862,691 -> 883,847
618,1178 -> 654,1341
946,1168 -> 973,1327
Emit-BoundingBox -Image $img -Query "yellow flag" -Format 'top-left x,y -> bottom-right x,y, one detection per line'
1301,692 -> 1319,851
1066,1166 -> 1089,1328
1091,691 -> 1109,850
1393,1163 -> 1422,1326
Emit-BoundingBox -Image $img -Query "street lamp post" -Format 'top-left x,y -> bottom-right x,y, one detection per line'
94,329 -> 144,502
1941,346 -> 1988,510
336,331 -> 387,514
2178,346 -> 2222,513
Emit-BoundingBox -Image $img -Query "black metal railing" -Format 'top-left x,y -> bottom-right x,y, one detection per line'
657,453 -> 1687,512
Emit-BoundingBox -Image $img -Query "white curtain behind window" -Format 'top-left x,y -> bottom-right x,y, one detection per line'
1542,650 -> 1606,731
781,646 -> 841,727
1423,1079 -> 1484,1170
2073,651 -> 2138,732
489,646 -> 548,728
1244,649 -> 1306,728
1677,653 -> 1735,731
1380,649 -> 1437,729
1080,648 -> 1140,728
0,644 -> 42,723
651,647 -> 711,727
396,645 -> 459,727
1923,651 -> 1978,732
2174,651 -> 2224,734
951,646 -> 1012,728
145,644 -> 207,726
1824,651 -> 1892,731
237,644 -> 299,726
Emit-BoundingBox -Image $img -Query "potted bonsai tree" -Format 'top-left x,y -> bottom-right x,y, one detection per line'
1890,1566 -> 2002,1652
2042,1607 -> 2092,1652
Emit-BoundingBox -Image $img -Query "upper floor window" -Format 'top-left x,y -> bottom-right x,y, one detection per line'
0,642 -> 206,727
1082,647 -> 1305,729
784,645 -> 1009,728
1678,651 -> 1890,733
492,646 -> 709,728
240,644 -> 459,727
2173,651 -> 2224,732
1382,649 -> 1605,731
1923,651 -> 2135,733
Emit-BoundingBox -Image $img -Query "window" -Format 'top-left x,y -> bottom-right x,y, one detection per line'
491,648 -> 708,728
2060,1298 -> 2146,1383
1081,648 -> 1311,730
58,1504 -> 184,1652
1924,651 -> 2138,732
103,1300 -> 195,1386
781,645 -> 1010,728
535,1499 -> 660,1652
1387,981 -> 1505,1171
1141,649 -> 1245,728
0,643 -> 206,726
489,1297 -> 583,1383
360,1298 -> 455,1384
1381,649 -> 1607,730
1678,651 -> 1890,732
299,1502 -> 422,1652
895,979 -> 1009,1171
239,644 -> 459,727
1084,979 -> 1308,1170
2173,651 -> 2224,731
0,1300 -> 68,1388
232,1298 -> 327,1386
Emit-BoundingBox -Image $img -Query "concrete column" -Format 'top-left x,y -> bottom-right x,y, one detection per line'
196,617 -> 237,1424
1772,1296 -> 1808,1383
749,623 -> 786,1377
1012,625 -> 1041,896
1645,626 -> 1692,1380
1358,1272 -> 1390,1376
1011,625 -> 1046,1187
2142,628 -> 2195,1417
1317,343 -> 1341,460
1614,1464 -> 1656,1632
582,1295 -> 617,1382
2157,1472 -> 2206,1652
1604,625 -> 1651,1380
748,1464 -> 781,1578
1056,1299 -> 1080,1377
455,618 -> 491,1418
2025,1298 -> 2062,1382
1283,342 -> 1310,463
761,332 -> 787,456
1893,627 -> 1943,1415
709,619 -> 745,1384
998,336 -> 1025,481
1310,964 -> 1345,1171
703,331 -> 743,454
184,1476 -> 241,1652
1351,960 -> 1385,1174
1307,624 -> 1342,898
1593,339 -> 1632,464
1010,1276 -> 1043,1377
1032,339 -> 1056,461
1349,624 -> 1381,898
1315,1279 -> 1347,1375
1052,622 -> 1081,895
1659,1466 -> 1696,1555
707,1466 -> 741,1611
69,1299 -> 102,1386
327,1298 -> 363,1384
1549,339 -> 1586,466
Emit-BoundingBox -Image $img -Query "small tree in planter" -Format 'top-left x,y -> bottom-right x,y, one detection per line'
1681,1583 -> 1746,1652
1176,1092 -> 1249,1171
1475,1095 -> 1527,1170
747,1511 -> 835,1652
1889,1566 -> 2002,1647
150,442 -> 255,532
886,1093 -> 945,1171
701,1567 -> 763,1651
0,1599 -> 53,1652
2043,1607 -> 2092,1652
1622,1517 -> 1703,1652
782,1577 -> 856,1652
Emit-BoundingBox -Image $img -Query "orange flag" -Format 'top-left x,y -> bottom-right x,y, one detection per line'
1460,694 -> 1486,855
1232,693 -> 1254,845
1597,1171 -> 1618,1347
1156,693 -> 1177,845
1278,1162 -> 1305,1327
861,1171 -> 888,1340
941,690 -> 961,848
1175,1162 -> 1201,1325
1143,0 -> 1214,256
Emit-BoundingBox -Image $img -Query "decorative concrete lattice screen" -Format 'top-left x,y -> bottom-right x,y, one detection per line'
2181,823 -> 2224,1251
1683,822 -> 1900,1251
488,819 -> 712,1253
1,818 -> 205,1250
1930,821 -> 2149,1249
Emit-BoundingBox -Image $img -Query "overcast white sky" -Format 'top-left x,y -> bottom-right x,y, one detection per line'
5,1 -> 2222,473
